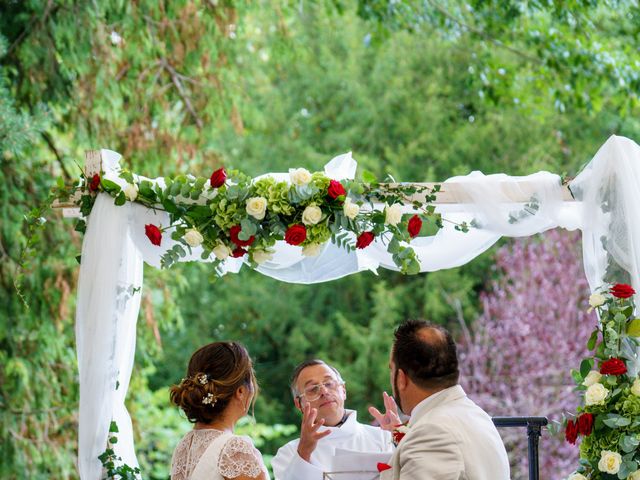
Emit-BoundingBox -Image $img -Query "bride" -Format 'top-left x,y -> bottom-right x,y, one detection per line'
170,341 -> 269,480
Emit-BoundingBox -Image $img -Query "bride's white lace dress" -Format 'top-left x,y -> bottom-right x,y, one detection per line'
171,429 -> 269,480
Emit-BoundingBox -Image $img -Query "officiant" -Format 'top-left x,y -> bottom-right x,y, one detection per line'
271,360 -> 394,480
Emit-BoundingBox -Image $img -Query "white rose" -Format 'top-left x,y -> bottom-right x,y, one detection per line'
585,383 -> 609,406
183,229 -> 204,247
124,183 -> 138,201
343,198 -> 360,220
567,473 -> 588,480
589,293 -> 606,308
289,168 -> 312,186
631,377 -> 640,397
302,205 -> 323,225
302,243 -> 323,257
598,450 -> 622,474
252,249 -> 274,265
385,204 -> 403,226
246,197 -> 268,220
582,370 -> 603,387
629,470 -> 640,480
212,243 -> 231,260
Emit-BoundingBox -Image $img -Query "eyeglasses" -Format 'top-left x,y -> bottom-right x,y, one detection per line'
297,379 -> 344,403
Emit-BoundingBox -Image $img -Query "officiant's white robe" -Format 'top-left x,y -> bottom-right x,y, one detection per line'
272,409 -> 392,480
382,385 -> 509,480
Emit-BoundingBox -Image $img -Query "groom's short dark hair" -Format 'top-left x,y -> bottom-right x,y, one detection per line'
393,320 -> 459,390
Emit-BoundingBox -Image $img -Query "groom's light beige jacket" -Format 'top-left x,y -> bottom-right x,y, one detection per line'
382,385 -> 510,480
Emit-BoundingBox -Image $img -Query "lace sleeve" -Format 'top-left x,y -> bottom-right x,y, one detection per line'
218,435 -> 264,479
170,437 -> 190,480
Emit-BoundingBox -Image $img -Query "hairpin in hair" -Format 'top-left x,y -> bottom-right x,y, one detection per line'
202,393 -> 217,406
197,373 -> 209,385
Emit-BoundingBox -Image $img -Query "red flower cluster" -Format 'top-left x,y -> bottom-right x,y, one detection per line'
565,419 -> 578,444
327,180 -> 346,201
356,231 -> 375,249
565,413 -> 594,445
89,173 -> 101,192
210,167 -> 227,188
231,247 -> 247,258
599,357 -> 627,376
230,225 -> 255,247
610,283 -> 635,298
408,215 -> 422,238
145,224 -> 162,246
285,224 -> 307,246
577,413 -> 594,436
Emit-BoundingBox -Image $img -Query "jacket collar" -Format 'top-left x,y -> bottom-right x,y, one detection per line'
408,385 -> 466,426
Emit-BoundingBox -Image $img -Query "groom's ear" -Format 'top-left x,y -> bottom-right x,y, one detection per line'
397,368 -> 409,391
294,396 -> 302,412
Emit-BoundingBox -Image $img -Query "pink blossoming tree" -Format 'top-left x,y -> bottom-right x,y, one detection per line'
458,229 -> 595,479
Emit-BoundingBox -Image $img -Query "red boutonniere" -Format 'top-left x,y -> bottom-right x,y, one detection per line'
377,462 -> 392,472
392,423 -> 409,446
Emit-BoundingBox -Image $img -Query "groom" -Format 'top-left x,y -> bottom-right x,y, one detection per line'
373,320 -> 510,479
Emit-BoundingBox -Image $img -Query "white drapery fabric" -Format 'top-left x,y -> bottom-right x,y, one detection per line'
75,135 -> 640,479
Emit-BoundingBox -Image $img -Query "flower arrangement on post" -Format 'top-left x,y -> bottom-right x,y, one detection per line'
565,283 -> 640,480
57,159 -> 471,276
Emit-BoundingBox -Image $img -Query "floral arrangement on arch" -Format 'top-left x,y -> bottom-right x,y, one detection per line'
564,283 -> 640,480
56,162 -> 468,275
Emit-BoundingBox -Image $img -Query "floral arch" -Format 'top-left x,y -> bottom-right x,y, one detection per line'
54,135 -> 640,479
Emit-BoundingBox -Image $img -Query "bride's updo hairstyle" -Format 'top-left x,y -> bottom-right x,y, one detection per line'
170,341 -> 258,424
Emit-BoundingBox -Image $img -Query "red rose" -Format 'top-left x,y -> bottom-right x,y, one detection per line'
356,231 -> 375,249
89,173 -> 101,192
144,224 -> 162,246
407,214 -> 422,238
610,283 -> 635,298
392,430 -> 406,444
284,224 -> 307,246
327,180 -> 346,201
599,357 -> 627,376
377,463 -> 392,473
210,167 -> 227,188
576,413 -> 594,437
231,247 -> 247,258
565,419 -> 578,445
229,225 -> 255,247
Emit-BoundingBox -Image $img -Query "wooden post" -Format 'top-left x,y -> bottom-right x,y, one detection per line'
52,150 -> 103,217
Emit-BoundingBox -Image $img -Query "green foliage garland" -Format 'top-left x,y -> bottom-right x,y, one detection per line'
60,164 -> 458,275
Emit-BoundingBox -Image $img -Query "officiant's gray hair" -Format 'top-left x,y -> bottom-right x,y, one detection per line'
289,359 -> 345,398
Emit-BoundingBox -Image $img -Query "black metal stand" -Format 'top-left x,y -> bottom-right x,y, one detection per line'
492,416 -> 548,480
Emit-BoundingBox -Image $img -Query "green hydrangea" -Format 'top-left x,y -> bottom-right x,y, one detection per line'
620,391 -> 640,416
580,428 -> 620,463
310,173 -> 331,204
253,177 -> 295,216
305,223 -> 331,245
210,196 -> 242,230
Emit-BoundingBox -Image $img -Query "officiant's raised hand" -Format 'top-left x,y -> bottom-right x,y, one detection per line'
368,391 -> 402,431
296,402 -> 332,461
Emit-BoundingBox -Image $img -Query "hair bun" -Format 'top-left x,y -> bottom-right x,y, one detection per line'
169,342 -> 258,424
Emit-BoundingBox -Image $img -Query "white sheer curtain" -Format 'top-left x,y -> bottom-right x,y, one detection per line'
75,135 -> 640,479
